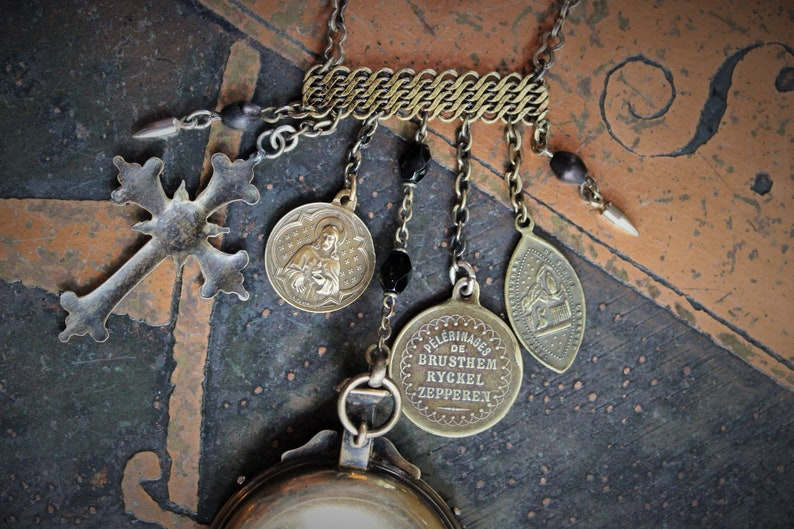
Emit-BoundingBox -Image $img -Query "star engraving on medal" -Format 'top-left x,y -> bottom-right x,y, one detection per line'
58,153 -> 260,342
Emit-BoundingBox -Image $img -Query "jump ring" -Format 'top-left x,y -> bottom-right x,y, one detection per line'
337,374 -> 402,440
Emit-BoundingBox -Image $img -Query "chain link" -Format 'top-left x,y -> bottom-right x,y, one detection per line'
319,0 -> 578,82
255,113 -> 342,159
182,110 -> 221,129
393,114 -> 427,249
365,291 -> 397,385
449,119 -> 477,295
580,176 -> 606,209
451,120 -> 472,262
532,0 -> 581,79
259,101 -> 343,123
342,113 -> 380,204
394,184 -> 414,248
321,0 -> 349,71
530,118 -> 552,157
504,122 -> 534,230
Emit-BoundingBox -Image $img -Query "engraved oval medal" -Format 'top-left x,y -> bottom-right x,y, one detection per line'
265,190 -> 375,312
389,279 -> 522,437
505,226 -> 585,373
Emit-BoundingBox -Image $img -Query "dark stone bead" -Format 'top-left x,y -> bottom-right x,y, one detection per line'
399,142 -> 431,184
220,102 -> 262,131
379,250 -> 412,294
550,151 -> 588,185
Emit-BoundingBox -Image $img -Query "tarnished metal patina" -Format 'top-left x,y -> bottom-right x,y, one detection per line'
390,279 -> 523,437
505,226 -> 585,373
264,190 -> 375,313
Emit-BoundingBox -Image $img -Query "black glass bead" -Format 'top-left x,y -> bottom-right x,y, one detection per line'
399,142 -> 431,184
379,250 -> 412,294
220,102 -> 262,131
550,151 -> 588,185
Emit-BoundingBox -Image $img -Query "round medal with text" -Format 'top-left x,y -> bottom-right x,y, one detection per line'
265,192 -> 375,313
505,229 -> 585,373
389,280 -> 522,437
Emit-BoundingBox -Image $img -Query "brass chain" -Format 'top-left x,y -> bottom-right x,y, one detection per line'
321,0 -> 348,71
505,122 -> 534,230
367,114 -> 428,386
449,119 -> 477,295
394,182 -> 415,249
323,0 -> 577,80
365,291 -> 397,388
255,112 -> 343,159
394,115 -> 427,249
451,120 -> 472,262
532,0 -> 581,78
342,113 -> 380,206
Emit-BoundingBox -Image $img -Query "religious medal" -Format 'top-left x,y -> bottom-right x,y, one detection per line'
264,190 -> 375,313
388,120 -> 524,437
390,278 -> 522,437
502,122 -> 586,372
505,222 -> 585,373
264,116 -> 380,312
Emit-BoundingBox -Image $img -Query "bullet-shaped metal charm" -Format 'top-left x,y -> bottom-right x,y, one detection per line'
600,202 -> 639,236
132,117 -> 181,139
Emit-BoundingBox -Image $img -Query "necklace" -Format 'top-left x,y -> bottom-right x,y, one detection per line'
56,0 -> 637,525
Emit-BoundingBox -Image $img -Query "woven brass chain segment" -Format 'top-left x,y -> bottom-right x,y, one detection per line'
302,64 -> 549,124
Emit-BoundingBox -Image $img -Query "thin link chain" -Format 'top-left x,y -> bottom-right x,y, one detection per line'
365,291 -> 397,388
394,114 -> 427,249
255,113 -> 342,159
368,114 -> 428,385
321,0 -> 348,71
451,120 -> 472,263
532,0 -> 581,78
505,122 -> 533,229
260,102 -> 326,123
322,0 -> 577,80
395,183 -> 415,249
530,0 -> 580,160
449,118 -> 475,292
342,113 -> 380,204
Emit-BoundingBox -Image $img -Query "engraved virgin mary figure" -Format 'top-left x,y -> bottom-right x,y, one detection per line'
282,223 -> 343,304
521,264 -> 572,336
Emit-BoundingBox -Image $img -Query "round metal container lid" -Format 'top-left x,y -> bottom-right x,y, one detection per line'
212,460 -> 459,529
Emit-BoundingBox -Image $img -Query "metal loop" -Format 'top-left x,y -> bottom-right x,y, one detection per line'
272,125 -> 300,153
414,112 -> 429,144
532,119 -> 552,156
515,213 -> 535,233
343,114 -> 381,203
365,343 -> 390,369
580,176 -> 606,208
337,374 -> 402,440
180,110 -> 220,130
449,259 -> 476,296
255,125 -> 299,159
